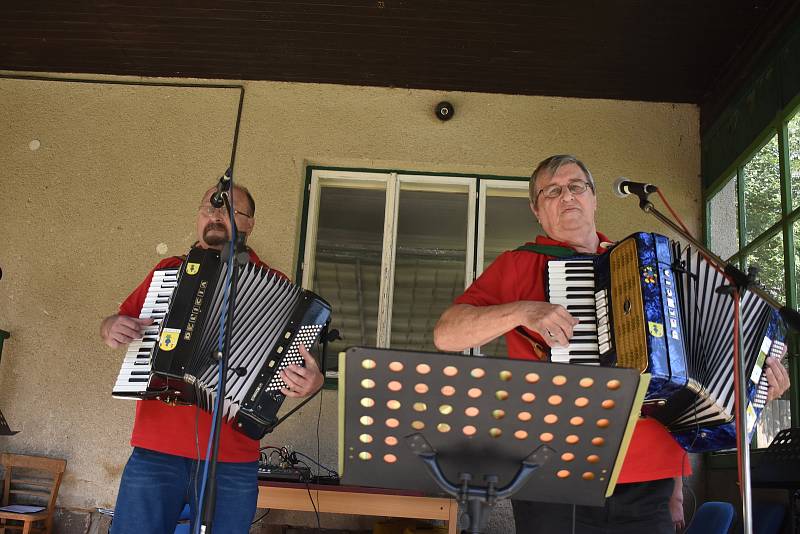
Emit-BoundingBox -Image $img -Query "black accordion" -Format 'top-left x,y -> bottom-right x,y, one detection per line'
546,232 -> 788,452
112,247 -> 331,439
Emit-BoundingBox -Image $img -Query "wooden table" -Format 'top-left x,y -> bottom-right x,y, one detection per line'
257,481 -> 459,533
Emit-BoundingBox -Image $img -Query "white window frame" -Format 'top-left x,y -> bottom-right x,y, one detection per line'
476,179 -> 532,278
302,169 -> 478,348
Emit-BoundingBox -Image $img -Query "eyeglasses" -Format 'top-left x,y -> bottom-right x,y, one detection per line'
198,205 -> 253,219
536,181 -> 594,200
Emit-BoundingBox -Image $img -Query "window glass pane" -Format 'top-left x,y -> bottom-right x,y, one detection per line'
482,193 -> 542,271
744,223 -> 791,449
743,135 -> 781,244
755,399 -> 792,448
480,185 -> 542,357
795,217 -> 800,307
708,175 -> 739,259
391,186 -> 469,352
313,186 -> 385,362
789,111 -> 800,211
745,231 -> 785,302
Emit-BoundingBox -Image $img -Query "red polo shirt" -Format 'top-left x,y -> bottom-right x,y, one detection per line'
118,249 -> 285,462
455,234 -> 690,483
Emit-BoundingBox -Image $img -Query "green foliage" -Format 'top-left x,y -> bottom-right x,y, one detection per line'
710,110 -> 800,301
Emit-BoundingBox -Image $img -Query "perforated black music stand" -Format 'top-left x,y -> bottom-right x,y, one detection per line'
338,347 -> 649,533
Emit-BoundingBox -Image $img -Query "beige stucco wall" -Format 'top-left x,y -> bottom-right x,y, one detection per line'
0,72 -> 701,518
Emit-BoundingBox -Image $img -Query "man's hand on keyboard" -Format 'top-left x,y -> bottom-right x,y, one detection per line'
101,315 -> 154,348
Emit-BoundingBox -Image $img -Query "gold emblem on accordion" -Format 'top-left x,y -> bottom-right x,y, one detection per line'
159,328 -> 181,351
648,321 -> 664,338
186,263 -> 200,275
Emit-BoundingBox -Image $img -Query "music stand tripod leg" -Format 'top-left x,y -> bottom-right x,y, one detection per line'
406,433 -> 553,534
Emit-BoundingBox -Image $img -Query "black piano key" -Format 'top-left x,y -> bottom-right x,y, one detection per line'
572,330 -> 597,339
567,338 -> 597,344
563,350 -> 600,356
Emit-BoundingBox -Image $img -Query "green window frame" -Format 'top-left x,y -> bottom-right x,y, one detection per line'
704,98 -> 800,446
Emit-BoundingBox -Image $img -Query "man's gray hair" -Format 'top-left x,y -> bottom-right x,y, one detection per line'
529,154 -> 595,204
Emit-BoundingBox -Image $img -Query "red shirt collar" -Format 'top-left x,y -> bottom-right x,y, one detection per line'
531,233 -> 613,254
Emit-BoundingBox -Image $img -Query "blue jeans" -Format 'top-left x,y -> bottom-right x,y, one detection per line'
111,447 -> 258,534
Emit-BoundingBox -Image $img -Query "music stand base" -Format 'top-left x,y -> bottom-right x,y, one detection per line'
406,434 -> 552,534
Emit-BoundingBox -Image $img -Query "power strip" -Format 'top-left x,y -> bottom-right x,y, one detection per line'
258,464 -> 312,482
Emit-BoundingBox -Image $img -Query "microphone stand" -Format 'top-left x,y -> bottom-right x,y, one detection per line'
627,189 -> 800,534
199,190 -> 247,534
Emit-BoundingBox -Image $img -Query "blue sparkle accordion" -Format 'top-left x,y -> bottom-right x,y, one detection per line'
546,232 -> 787,452
112,246 -> 331,439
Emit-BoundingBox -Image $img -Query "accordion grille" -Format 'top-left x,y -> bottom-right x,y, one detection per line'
609,237 -> 648,372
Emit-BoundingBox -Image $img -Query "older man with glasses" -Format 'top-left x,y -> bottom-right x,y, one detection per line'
434,155 -> 789,533
101,183 -> 324,534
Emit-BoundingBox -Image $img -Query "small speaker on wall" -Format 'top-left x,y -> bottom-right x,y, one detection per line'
435,101 -> 454,121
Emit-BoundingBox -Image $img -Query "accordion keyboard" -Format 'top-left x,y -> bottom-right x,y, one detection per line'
547,259 -> 611,364
112,268 -> 178,397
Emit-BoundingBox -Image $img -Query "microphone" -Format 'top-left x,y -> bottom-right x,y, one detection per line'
612,177 -> 658,199
210,167 -> 233,208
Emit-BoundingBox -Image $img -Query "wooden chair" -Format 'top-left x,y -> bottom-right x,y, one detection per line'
0,453 -> 66,534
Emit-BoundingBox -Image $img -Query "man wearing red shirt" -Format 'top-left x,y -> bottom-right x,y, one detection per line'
101,184 -> 323,534
434,155 -> 790,533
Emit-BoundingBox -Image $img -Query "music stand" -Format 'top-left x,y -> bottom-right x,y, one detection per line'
0,330 -> 16,436
0,329 -> 9,366
752,428 -> 800,533
0,409 -> 18,436
338,347 -> 649,533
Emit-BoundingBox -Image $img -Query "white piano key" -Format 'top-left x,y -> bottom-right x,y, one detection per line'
559,342 -> 599,351
548,280 -> 595,289
559,298 -> 595,307
548,261 -> 594,269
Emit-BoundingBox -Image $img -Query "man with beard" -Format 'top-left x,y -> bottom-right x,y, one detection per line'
101,184 -> 324,534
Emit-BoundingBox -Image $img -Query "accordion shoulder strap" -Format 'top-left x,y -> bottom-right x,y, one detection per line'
514,243 -> 575,258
